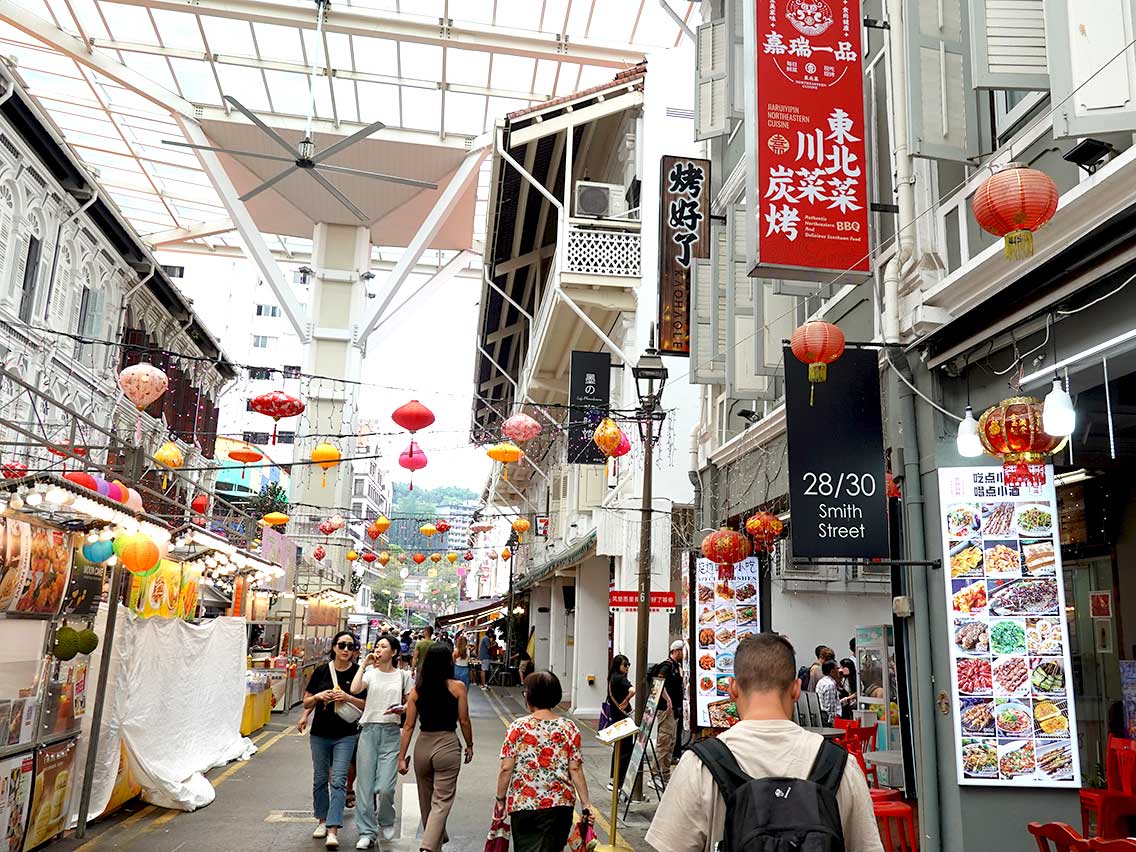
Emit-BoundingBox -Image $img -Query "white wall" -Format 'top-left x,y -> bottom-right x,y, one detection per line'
769,584 -> 892,665
572,556 -> 610,715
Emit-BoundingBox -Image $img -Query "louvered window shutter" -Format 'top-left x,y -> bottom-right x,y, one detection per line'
970,0 -> 1048,89
11,232 -> 28,307
695,20 -> 729,140
727,207 -> 771,397
0,195 -> 12,291
689,224 -> 728,385
907,0 -> 979,161
48,248 -> 70,328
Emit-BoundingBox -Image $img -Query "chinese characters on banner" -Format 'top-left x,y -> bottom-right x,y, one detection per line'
658,156 -> 711,355
754,0 -> 871,281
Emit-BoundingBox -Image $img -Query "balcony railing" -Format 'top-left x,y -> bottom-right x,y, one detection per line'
564,222 -> 641,277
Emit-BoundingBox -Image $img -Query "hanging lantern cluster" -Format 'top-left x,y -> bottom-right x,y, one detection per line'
310,442 -> 341,488
367,515 -> 390,541
502,413 -> 542,443
420,523 -> 438,539
972,163 -> 1059,260
701,528 -> 752,580
790,321 -> 845,405
393,400 -> 435,491
249,391 -> 305,444
977,396 -> 1066,487
744,512 -> 784,553
118,362 -> 168,443
486,442 -> 523,481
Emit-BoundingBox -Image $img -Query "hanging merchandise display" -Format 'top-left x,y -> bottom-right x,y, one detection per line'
512,518 -> 530,543
153,441 -> 184,490
502,413 -> 542,443
701,528 -> 752,580
118,362 -> 169,442
592,418 -> 623,457
313,545 -> 326,562
228,446 -> 263,478
977,397 -> 1067,487
261,512 -> 289,528
486,442 -> 523,481
367,515 -> 390,540
248,391 -> 305,444
310,443 -> 341,487
399,441 -> 428,490
419,523 -> 438,539
744,512 -> 784,553
972,163 -> 1059,260
790,321 -> 846,405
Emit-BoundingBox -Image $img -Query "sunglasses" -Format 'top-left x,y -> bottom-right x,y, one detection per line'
336,642 -> 356,650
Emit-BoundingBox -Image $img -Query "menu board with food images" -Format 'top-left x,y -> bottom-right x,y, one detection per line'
939,466 -> 1080,787
691,556 -> 760,729
24,738 -> 76,849
0,520 -> 73,617
0,753 -> 32,852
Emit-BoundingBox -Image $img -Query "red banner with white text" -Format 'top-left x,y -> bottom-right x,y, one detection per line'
753,0 -> 871,283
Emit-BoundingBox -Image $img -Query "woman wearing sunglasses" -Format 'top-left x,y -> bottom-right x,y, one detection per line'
304,631 -> 367,848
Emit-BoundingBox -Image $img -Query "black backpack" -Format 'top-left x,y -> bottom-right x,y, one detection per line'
691,737 -> 847,852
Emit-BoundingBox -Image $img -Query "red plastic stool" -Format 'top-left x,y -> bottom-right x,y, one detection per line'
875,800 -> 918,852
870,788 -> 901,802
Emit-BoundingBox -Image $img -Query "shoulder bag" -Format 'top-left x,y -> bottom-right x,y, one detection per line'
329,663 -> 363,724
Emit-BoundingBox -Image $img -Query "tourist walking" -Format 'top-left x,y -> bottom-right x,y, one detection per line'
350,634 -> 413,849
303,630 -> 366,849
496,671 -> 594,852
650,640 -> 685,784
644,633 -> 882,852
453,634 -> 471,688
478,631 -> 494,689
807,645 -> 836,691
815,659 -> 842,724
412,625 -> 435,671
397,643 -> 474,852
605,654 -> 634,790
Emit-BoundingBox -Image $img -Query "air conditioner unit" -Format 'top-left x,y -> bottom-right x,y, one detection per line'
574,181 -> 628,219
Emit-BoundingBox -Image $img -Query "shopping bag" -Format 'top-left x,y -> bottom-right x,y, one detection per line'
567,814 -> 597,852
597,701 -> 612,731
484,810 -> 511,852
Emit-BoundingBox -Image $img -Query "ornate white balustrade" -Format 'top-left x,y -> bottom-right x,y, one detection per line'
564,223 -> 641,277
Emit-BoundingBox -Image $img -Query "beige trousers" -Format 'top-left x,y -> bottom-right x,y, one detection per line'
656,712 -> 677,782
413,729 -> 462,852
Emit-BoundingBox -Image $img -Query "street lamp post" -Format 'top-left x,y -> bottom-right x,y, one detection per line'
630,331 -> 668,794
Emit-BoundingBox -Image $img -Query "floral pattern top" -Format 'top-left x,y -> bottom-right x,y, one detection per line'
500,715 -> 583,813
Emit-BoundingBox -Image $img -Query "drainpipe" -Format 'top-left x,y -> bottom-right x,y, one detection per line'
883,0 -> 916,345
115,262 -> 155,342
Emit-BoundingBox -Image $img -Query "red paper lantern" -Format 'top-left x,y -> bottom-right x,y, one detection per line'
790,321 -> 845,404
362,552 -> 377,564
399,441 -> 428,491
463,551 -> 474,562
191,494 -> 209,515
48,440 -> 87,472
744,512 -> 784,553
412,553 -> 426,565
886,472 -> 901,499
249,391 -> 305,444
977,396 -> 1066,487
435,520 -> 451,534
1,461 -> 27,480
313,545 -> 326,562
318,520 -> 336,538
701,528 -> 752,580
63,471 -> 98,492
392,400 -> 435,435
972,163 -> 1059,260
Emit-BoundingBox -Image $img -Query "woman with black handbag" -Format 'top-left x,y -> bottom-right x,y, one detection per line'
304,630 -> 367,849
604,655 -> 634,791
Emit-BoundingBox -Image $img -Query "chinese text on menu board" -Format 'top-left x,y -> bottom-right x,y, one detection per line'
939,466 -> 1080,787
691,557 -> 759,728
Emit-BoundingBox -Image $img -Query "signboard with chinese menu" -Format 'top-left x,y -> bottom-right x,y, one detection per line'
658,156 -> 710,355
609,590 -> 677,613
690,556 -> 760,729
938,466 -> 1081,787
753,0 -> 871,282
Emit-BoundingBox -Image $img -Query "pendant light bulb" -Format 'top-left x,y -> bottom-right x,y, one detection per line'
956,406 -> 984,458
1042,377 -> 1076,437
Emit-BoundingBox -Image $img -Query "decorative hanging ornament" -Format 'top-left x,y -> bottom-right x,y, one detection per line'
701,527 -> 752,581
397,553 -> 408,564
48,440 -> 87,473
329,515 -> 347,531
463,551 -> 474,562
154,440 -> 184,490
435,519 -> 451,535
118,363 -> 169,443
228,446 -> 263,479
362,552 -> 377,564
512,518 -> 530,543
313,545 -> 326,562
790,321 -> 845,405
1,461 -> 27,479
378,552 -> 390,566
392,400 -> 436,435
613,432 -> 631,458
412,553 -> 426,565
117,533 -> 161,577
420,523 -> 438,539
487,551 -> 498,562
262,512 -> 289,527
367,515 -> 391,541
430,553 -> 442,564
318,520 -> 336,539
446,552 -> 458,564
346,550 -> 359,562
486,442 -> 523,481
972,163 -> 1059,260
744,512 -> 785,553
502,413 -> 542,443
592,418 -> 623,457
501,547 -> 512,561
977,396 -> 1067,487
191,493 -> 209,516
63,471 -> 97,492
310,442 -> 341,488
249,391 -> 305,444
399,441 -> 428,491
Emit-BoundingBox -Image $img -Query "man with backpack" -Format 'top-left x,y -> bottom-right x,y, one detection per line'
644,633 -> 883,852
649,640 -> 686,784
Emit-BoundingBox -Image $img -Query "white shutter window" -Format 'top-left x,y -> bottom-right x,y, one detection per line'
1047,0 -> 1136,138
575,466 -> 606,511
10,232 -> 28,306
48,247 -> 70,328
727,206 -> 773,397
762,284 -> 799,371
0,189 -> 12,292
907,0 -> 978,161
37,234 -> 54,319
690,226 -> 728,384
695,19 -> 728,140
970,0 -> 1049,89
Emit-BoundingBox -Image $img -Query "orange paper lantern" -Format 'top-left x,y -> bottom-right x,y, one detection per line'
310,442 -> 341,487
486,442 -> 523,481
368,515 -> 391,540
118,533 -> 161,577
592,418 -> 623,457
512,518 -> 531,543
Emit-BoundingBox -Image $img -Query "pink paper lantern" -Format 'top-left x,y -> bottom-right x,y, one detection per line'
502,413 -> 541,443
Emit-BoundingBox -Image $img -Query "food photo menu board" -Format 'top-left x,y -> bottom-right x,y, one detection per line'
938,466 -> 1080,787
691,556 -> 759,729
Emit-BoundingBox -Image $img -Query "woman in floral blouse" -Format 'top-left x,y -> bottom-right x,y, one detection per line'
495,671 -> 594,852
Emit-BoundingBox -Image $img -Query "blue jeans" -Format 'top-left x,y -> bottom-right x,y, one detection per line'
354,724 -> 401,839
310,734 -> 357,828
454,666 -> 470,688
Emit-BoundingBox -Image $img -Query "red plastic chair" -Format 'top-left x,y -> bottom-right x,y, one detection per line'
1090,840 -> 1136,850
832,717 -> 859,746
870,788 -> 901,802
874,800 -> 917,852
841,723 -> 880,788
1028,822 -> 1089,852
1083,738 -> 1136,838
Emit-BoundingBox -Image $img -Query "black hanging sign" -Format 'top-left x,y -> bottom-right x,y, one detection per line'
567,351 -> 610,465
783,346 -> 889,558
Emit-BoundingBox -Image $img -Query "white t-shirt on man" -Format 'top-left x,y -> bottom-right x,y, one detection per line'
645,719 -> 884,852
359,667 -> 413,725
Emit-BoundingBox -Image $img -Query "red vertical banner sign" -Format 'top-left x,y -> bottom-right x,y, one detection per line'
658,155 -> 711,356
753,0 -> 871,282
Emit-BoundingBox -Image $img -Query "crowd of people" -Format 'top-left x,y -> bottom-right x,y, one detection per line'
297,625 -> 883,852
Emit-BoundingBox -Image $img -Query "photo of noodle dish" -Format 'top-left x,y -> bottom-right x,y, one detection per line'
961,738 -> 998,778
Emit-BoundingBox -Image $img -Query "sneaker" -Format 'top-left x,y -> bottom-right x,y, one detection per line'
355,838 -> 373,850
381,826 -> 397,841
326,834 -> 340,849
313,824 -> 328,839
605,782 -> 613,791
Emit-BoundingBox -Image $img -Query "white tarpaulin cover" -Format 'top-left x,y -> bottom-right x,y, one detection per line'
118,614 -> 255,810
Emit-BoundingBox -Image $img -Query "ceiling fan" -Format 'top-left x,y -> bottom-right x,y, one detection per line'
163,0 -> 437,222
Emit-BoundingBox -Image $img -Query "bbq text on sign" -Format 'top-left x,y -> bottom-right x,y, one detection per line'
753,0 -> 871,282
658,156 -> 711,355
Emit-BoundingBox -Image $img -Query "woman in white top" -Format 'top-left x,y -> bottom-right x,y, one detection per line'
350,634 -> 413,849
452,634 -> 471,689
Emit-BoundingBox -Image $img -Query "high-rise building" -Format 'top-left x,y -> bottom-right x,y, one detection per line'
435,500 -> 480,552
